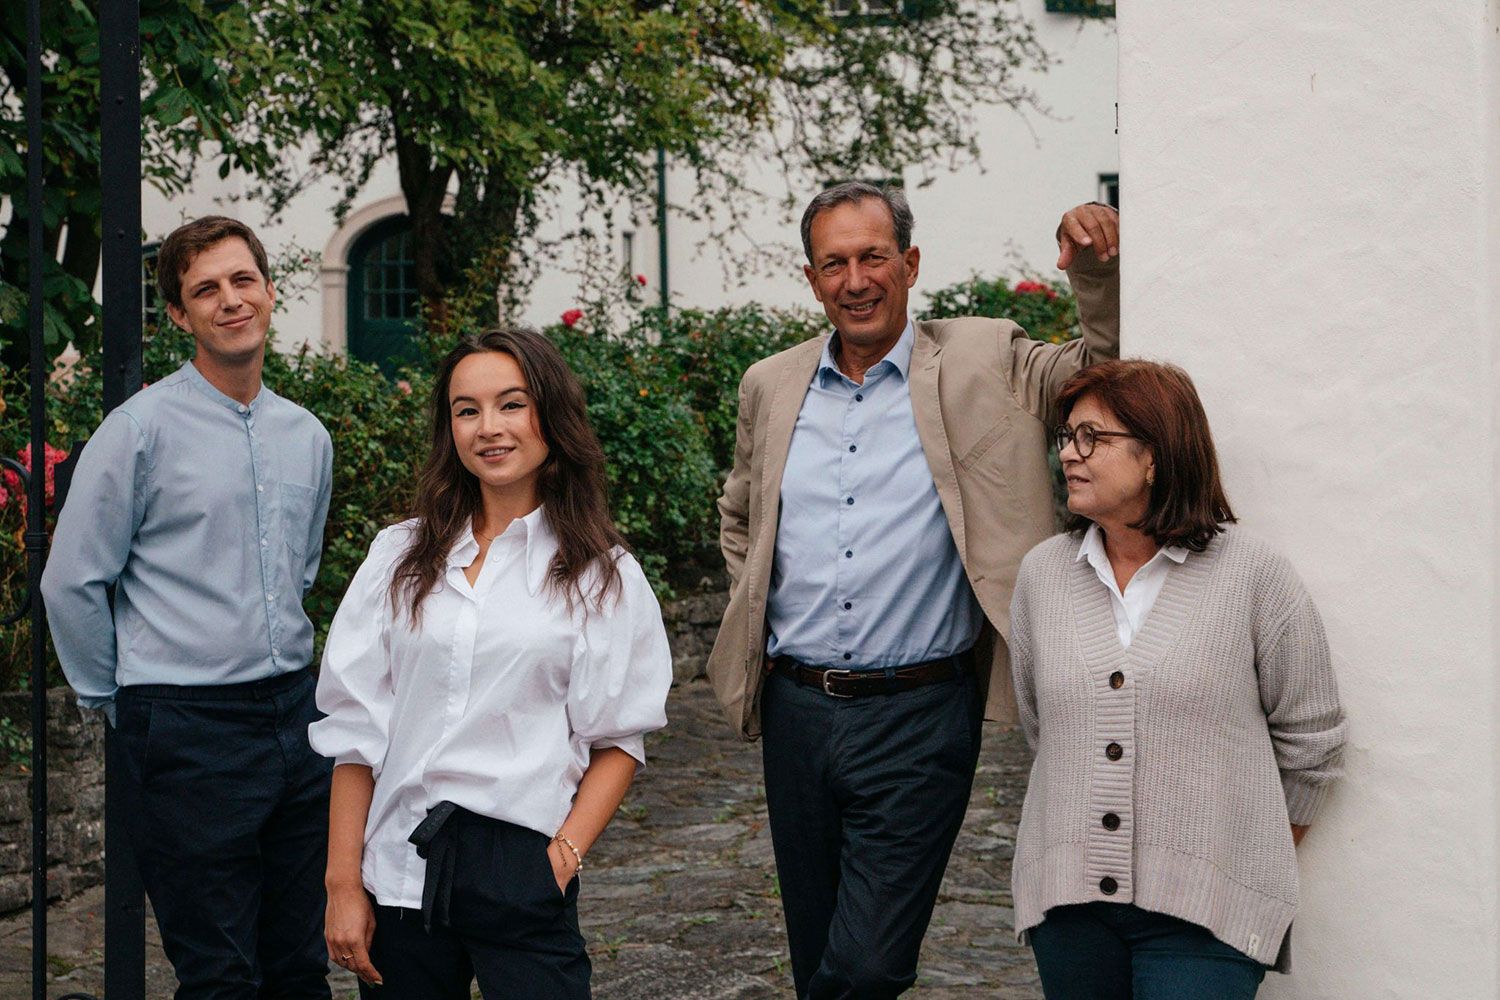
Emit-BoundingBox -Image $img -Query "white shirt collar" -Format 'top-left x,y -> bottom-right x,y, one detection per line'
447,504 -> 556,597
1076,522 -> 1189,571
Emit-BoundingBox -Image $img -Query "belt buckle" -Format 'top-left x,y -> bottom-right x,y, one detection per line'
820,668 -> 856,698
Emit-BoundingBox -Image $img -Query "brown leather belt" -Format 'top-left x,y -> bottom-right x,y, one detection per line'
770,649 -> 974,699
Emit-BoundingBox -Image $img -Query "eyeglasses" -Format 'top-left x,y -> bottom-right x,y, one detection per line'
1054,423 -> 1140,459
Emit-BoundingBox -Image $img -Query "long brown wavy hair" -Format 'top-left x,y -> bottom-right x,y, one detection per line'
388,327 -> 626,623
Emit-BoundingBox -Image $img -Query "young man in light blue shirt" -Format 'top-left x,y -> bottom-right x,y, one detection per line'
42,216 -> 334,999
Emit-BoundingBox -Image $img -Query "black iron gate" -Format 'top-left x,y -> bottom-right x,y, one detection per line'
11,0 -> 147,996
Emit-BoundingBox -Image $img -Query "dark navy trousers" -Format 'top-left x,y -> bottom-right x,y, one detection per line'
361,809 -> 590,1000
761,669 -> 983,1000
115,668 -> 333,1000
1029,902 -> 1267,1000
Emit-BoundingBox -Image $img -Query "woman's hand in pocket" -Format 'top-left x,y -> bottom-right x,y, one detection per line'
546,838 -> 577,895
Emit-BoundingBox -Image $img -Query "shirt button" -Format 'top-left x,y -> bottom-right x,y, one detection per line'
849,444 -> 857,453
843,602 -> 852,610
271,647 -> 280,657
1106,742 -> 1123,761
842,653 -> 852,661
1102,812 -> 1120,831
1109,671 -> 1125,689
266,593 -> 275,603
256,484 -> 264,493
1100,877 -> 1118,895
237,405 -> 248,414
260,538 -> 269,548
845,497 -> 854,505
854,393 -> 864,402
845,550 -> 853,559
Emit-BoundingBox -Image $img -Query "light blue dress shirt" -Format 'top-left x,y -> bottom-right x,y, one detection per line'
767,321 -> 983,670
41,361 -> 333,719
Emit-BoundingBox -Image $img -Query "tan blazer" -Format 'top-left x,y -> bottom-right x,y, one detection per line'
707,254 -> 1120,740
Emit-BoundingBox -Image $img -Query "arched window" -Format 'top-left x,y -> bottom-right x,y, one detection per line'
346,215 -> 422,373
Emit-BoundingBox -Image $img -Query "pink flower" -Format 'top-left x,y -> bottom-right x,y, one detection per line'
561,309 -> 584,328
634,274 -> 648,287
1015,280 -> 1059,300
1,443 -> 67,513
395,379 -> 413,396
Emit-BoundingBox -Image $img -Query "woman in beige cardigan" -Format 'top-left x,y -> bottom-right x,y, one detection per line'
1008,359 -> 1347,999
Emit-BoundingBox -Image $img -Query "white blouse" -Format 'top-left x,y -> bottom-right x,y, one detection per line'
308,506 -> 672,909
1076,522 -> 1189,648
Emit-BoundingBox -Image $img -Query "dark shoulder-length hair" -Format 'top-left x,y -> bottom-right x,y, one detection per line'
388,327 -> 626,624
1055,359 -> 1236,551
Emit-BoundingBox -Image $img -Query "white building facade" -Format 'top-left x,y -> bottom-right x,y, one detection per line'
141,0 -> 1120,359
1120,3 -> 1500,997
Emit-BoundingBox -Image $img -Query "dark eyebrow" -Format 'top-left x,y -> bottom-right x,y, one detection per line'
449,387 -> 530,407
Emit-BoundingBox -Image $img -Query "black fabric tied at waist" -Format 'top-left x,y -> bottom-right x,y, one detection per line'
408,800 -> 461,933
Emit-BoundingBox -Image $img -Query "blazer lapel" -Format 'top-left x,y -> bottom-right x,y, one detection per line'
758,337 -> 824,527
909,324 -> 968,564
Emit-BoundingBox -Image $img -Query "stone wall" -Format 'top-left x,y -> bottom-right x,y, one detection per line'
0,689 -> 104,914
0,588 -> 729,913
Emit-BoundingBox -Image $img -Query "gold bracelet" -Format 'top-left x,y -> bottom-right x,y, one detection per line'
554,833 -> 584,874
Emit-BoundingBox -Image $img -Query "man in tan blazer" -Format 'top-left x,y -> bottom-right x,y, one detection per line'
707,182 -> 1120,998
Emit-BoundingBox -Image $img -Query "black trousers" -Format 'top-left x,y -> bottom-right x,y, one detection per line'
761,668 -> 983,1000
361,809 -> 590,1000
114,668 -> 333,1000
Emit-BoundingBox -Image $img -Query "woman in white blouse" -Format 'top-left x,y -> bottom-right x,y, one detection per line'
310,327 -> 672,999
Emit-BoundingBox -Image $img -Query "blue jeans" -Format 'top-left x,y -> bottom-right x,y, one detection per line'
1029,902 -> 1267,1000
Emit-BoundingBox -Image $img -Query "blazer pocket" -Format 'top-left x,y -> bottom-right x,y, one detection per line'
956,410 -> 1012,471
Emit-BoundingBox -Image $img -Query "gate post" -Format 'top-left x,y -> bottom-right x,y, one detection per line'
98,0 -> 148,996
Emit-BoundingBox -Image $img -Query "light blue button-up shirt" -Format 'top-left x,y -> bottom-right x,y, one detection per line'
41,361 -> 333,719
767,321 -> 982,669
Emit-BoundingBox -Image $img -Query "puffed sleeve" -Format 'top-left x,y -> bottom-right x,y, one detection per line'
567,552 -> 672,767
308,526 -> 404,771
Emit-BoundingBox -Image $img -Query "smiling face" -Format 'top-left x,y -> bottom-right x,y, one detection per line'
803,198 -> 920,353
1060,393 -> 1155,528
449,350 -> 550,508
165,237 -> 275,368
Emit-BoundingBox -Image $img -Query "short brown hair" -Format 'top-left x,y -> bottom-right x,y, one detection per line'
800,182 -> 914,263
1056,359 -> 1236,551
156,216 -> 270,309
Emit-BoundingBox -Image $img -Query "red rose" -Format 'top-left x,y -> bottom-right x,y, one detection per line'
635,274 -> 648,286
561,309 -> 584,327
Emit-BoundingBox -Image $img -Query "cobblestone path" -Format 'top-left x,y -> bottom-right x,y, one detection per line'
1,679 -> 1042,998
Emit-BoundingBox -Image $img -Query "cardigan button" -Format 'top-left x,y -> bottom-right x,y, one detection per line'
1109,671 -> 1125,689
1105,742 -> 1123,761
1102,812 -> 1120,831
1100,877 -> 1118,895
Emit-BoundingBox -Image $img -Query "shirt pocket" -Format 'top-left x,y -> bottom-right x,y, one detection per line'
280,482 -> 318,561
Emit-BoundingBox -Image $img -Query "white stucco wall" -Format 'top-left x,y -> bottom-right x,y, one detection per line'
1119,4 -> 1500,997
141,0 -> 1117,344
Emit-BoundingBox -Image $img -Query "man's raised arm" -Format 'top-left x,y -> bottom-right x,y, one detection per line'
1009,203 -> 1121,426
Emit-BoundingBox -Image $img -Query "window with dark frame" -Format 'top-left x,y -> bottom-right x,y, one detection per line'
1044,0 -> 1115,16
141,242 -> 163,332
1098,173 -> 1120,210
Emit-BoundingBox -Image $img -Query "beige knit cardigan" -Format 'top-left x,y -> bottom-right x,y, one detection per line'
1007,525 -> 1347,971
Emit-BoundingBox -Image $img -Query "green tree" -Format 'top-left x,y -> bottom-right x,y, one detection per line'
0,0 -> 277,365
233,0 -> 1050,327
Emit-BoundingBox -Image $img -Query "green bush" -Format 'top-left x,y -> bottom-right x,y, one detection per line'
922,274 -> 1078,343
